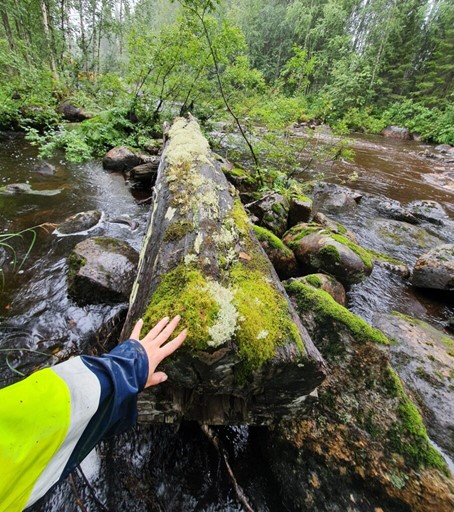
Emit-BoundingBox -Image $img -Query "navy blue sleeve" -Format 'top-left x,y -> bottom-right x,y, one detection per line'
61,339 -> 149,477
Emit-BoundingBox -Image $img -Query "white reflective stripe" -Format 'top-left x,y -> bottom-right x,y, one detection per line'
26,357 -> 101,507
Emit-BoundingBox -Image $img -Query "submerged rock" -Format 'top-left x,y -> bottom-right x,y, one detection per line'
272,280 -> 454,512
0,183 -> 62,196
253,225 -> 298,279
103,146 -> 141,172
373,219 -> 443,253
68,236 -> 138,304
57,210 -> 102,235
247,192 -> 289,237
32,161 -> 55,176
382,125 -> 412,140
412,244 -> 454,291
373,311 -> 454,459
377,198 -> 419,224
284,223 -> 373,285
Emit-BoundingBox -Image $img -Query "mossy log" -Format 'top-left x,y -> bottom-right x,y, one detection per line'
121,116 -> 326,425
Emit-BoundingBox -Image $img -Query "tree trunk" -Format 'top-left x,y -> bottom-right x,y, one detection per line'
41,0 -> 59,80
121,116 -> 326,425
1,7 -> 16,53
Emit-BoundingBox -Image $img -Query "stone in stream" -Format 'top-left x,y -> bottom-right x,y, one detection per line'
283,222 -> 373,285
68,236 -> 138,305
57,210 -> 102,235
252,225 -> 299,280
127,161 -> 160,184
376,198 -> 419,224
0,183 -> 62,196
295,273 -> 346,306
32,161 -> 55,176
102,146 -> 141,172
406,200 -> 448,225
382,125 -> 412,139
247,191 -> 289,237
412,244 -> 454,291
312,182 -> 362,215
373,311 -> 454,460
266,280 -> 454,512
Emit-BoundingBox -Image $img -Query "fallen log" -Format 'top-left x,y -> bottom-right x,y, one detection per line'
121,116 -> 326,425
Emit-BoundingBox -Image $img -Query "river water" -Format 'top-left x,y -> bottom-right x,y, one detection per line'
0,130 -> 453,510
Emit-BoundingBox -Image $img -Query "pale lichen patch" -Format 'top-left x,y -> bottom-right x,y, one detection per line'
166,117 -> 211,167
206,281 -> 239,348
165,206 -> 176,221
194,232 -> 203,254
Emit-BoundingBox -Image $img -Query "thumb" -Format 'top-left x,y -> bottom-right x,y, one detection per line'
147,372 -> 168,387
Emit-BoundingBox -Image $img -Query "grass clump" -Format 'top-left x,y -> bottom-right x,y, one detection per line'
285,279 -> 389,345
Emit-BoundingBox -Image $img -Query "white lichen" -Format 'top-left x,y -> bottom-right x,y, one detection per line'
205,281 -> 238,348
165,206 -> 176,221
194,232 -> 203,254
166,117 -> 211,167
184,253 -> 197,265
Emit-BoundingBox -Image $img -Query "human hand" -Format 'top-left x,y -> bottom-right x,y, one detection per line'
130,315 -> 187,388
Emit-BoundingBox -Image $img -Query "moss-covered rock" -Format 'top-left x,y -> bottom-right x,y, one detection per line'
270,279 -> 454,511
247,192 -> 289,237
253,225 -> 299,279
283,223 -> 373,285
288,195 -> 313,227
373,311 -> 454,459
297,274 -> 346,306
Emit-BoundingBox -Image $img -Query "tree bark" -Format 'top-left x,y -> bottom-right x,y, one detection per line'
121,116 -> 326,425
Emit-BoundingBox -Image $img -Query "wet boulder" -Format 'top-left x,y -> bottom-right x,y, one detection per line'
312,182 -> 361,215
57,210 -> 102,235
407,200 -> 448,225
253,225 -> 298,279
293,274 -> 346,306
103,146 -> 141,172
412,244 -> 454,291
273,280 -> 454,512
58,100 -> 92,122
284,223 -> 373,285
68,236 -> 138,304
288,195 -> 313,227
435,144 -> 454,155
372,219 -> 444,255
376,198 -> 419,224
373,311 -> 454,459
382,125 -> 412,140
128,161 -> 159,185
247,192 -> 289,237
222,166 -> 256,193
312,212 -> 357,242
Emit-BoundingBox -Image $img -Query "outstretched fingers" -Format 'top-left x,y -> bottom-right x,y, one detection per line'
130,319 -> 144,341
151,315 -> 182,346
157,329 -> 187,361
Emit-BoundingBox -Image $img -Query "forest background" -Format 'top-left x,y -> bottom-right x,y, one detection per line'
0,0 -> 453,167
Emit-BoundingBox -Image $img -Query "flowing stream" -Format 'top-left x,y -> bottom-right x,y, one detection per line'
0,130 -> 453,510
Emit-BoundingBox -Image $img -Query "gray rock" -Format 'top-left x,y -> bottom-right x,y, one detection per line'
288,195 -> 313,227
32,161 -> 55,176
435,144 -> 454,154
0,183 -> 62,196
103,146 -> 141,172
129,161 -> 159,183
68,237 -> 138,304
373,311 -> 454,459
382,125 -> 412,140
377,199 -> 419,224
412,244 -> 454,290
407,200 -> 448,225
57,210 -> 102,235
312,182 -> 362,215
247,192 -> 289,237
373,219 -> 443,253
